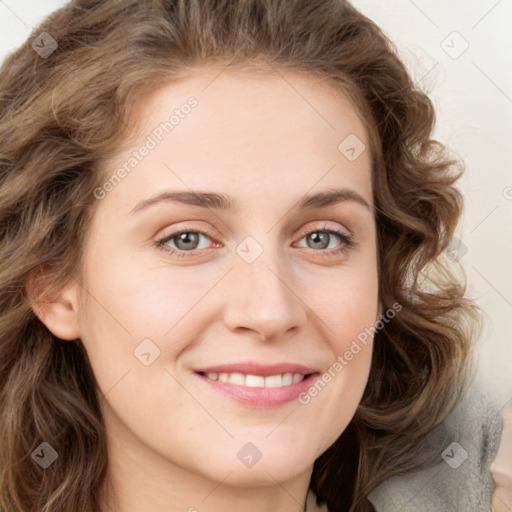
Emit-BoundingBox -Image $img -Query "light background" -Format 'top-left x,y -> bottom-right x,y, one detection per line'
1,0 -> 511,407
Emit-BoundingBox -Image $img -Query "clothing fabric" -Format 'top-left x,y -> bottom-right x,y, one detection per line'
305,385 -> 509,512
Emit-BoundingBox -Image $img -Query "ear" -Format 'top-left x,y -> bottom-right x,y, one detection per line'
26,267 -> 81,341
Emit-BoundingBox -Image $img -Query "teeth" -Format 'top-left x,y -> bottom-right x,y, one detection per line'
204,371 -> 307,388
264,374 -> 282,388
282,373 -> 293,386
246,374 -> 265,387
292,373 -> 304,384
229,372 -> 245,385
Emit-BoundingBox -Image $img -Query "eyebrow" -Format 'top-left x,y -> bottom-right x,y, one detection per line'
129,187 -> 372,215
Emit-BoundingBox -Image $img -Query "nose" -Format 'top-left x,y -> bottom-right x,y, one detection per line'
222,244 -> 308,342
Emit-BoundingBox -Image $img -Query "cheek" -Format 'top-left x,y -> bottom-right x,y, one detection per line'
75,256 -> 199,393
80,250 -> 200,337
305,262 -> 380,348
297,293 -> 376,456
296,264 -> 378,425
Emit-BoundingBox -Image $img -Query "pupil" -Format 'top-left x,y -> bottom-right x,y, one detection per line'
310,232 -> 328,249
177,232 -> 198,250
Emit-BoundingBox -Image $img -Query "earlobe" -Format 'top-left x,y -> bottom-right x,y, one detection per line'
26,271 -> 81,341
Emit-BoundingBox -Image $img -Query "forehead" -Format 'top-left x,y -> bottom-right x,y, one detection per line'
131,65 -> 368,143
100,66 -> 373,213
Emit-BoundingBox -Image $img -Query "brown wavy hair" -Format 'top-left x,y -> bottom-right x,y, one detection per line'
0,0 -> 480,511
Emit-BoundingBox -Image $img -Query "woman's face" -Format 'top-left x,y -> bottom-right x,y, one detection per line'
51,67 -> 380,490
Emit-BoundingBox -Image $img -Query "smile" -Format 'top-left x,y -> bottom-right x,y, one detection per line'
194,364 -> 320,407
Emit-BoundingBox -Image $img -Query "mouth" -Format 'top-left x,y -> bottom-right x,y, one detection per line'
193,362 -> 320,407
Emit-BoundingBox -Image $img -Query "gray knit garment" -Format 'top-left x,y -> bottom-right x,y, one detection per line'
367,384 -> 504,511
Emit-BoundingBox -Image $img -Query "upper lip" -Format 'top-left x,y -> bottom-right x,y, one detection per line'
194,362 -> 319,376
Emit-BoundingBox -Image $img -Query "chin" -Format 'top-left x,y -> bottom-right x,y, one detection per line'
222,462 -> 312,488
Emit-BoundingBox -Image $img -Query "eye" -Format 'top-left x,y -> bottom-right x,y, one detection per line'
294,226 -> 353,255
294,224 -> 354,257
155,223 -> 354,258
156,227 -> 215,257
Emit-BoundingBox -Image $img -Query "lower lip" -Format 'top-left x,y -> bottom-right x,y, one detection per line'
195,372 -> 320,407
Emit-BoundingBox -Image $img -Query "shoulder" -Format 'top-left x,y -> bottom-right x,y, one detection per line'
367,384 -> 503,511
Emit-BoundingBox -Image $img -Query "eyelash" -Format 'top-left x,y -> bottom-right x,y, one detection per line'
155,223 -> 354,259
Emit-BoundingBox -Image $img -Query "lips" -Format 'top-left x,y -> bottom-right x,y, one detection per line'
193,361 -> 320,407
193,362 -> 318,376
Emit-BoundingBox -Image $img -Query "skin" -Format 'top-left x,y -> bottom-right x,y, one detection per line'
35,65 -> 381,512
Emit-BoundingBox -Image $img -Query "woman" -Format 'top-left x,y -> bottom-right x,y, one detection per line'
0,1 -> 508,511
